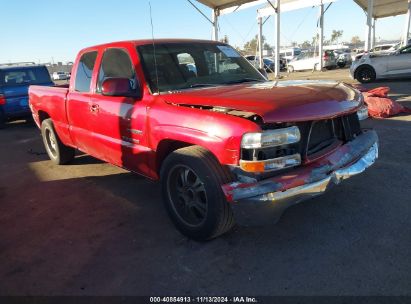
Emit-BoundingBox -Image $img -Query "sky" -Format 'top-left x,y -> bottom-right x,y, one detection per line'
0,0 -> 408,63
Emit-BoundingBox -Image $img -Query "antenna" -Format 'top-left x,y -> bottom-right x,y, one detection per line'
149,2 -> 160,95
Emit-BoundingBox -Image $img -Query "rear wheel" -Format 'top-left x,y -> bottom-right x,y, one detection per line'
356,66 -> 376,83
160,146 -> 235,241
41,119 -> 75,165
337,60 -> 346,68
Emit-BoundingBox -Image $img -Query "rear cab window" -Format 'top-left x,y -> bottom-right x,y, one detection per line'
74,51 -> 98,92
0,66 -> 51,87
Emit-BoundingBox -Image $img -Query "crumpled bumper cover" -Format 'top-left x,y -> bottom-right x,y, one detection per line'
222,130 -> 379,226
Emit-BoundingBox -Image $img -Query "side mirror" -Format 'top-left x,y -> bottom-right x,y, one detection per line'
101,77 -> 140,98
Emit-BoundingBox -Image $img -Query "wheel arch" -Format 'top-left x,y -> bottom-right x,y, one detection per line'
38,110 -> 50,124
155,139 -> 194,175
155,139 -> 229,178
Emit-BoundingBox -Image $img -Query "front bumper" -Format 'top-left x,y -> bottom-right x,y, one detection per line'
222,130 -> 378,225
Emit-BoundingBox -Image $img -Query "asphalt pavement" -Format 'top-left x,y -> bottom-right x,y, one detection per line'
0,69 -> 410,296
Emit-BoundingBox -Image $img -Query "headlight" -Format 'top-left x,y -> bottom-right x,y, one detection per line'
357,105 -> 369,121
241,126 -> 301,149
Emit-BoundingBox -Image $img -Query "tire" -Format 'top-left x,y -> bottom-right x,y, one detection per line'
287,65 -> 294,73
160,146 -> 235,241
337,61 -> 346,68
41,118 -> 75,165
0,108 -> 5,129
355,66 -> 376,83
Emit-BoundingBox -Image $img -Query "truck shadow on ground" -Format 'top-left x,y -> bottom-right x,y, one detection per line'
0,111 -> 411,295
1,115 -> 410,296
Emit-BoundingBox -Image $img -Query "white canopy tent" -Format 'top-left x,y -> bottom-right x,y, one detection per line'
353,0 -> 411,50
194,0 -> 337,77
193,0 -> 411,77
256,0 -> 337,76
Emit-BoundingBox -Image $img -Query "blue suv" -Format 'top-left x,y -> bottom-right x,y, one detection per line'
0,64 -> 54,128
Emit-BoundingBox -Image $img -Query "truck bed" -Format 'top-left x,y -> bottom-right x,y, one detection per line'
29,84 -> 71,144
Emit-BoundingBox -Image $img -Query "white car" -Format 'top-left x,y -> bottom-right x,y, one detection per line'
287,51 -> 336,72
350,44 -> 411,83
52,71 -> 69,80
353,44 -> 396,61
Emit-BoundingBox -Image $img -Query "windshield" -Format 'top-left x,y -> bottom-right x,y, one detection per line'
137,42 -> 265,93
0,66 -> 52,86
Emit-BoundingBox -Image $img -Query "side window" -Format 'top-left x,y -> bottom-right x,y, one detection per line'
74,51 -> 97,92
97,48 -> 136,93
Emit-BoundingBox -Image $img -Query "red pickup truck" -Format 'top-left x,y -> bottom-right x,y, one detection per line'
29,39 -> 378,240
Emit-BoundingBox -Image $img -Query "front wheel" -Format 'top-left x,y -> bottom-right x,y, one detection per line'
41,118 -> 75,165
356,66 -> 376,83
160,146 -> 235,241
287,65 -> 294,73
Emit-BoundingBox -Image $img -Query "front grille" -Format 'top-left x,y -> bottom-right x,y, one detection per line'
296,112 -> 361,161
241,112 -> 361,162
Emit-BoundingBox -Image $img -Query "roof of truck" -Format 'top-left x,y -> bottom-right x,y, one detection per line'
79,39 -> 225,53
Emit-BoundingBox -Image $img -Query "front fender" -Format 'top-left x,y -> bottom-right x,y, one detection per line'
148,103 -> 261,166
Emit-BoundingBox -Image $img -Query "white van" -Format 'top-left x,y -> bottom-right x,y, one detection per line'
279,48 -> 302,62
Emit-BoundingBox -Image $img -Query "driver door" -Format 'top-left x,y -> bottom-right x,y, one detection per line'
386,46 -> 411,77
90,47 -> 149,173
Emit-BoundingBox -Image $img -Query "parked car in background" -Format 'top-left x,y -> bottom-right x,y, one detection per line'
279,47 -> 301,63
0,64 -> 53,128
29,39 -> 377,240
287,50 -> 336,72
52,71 -> 69,80
244,55 -> 285,72
333,49 -> 352,68
353,44 -> 396,61
350,44 -> 411,83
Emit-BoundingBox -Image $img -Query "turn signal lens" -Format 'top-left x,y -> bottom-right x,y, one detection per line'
240,154 -> 301,173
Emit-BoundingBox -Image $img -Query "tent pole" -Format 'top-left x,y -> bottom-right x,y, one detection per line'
258,17 -> 264,69
403,0 -> 411,46
274,0 -> 280,78
318,2 -> 324,71
365,0 -> 374,51
372,18 -> 376,48
212,8 -> 219,41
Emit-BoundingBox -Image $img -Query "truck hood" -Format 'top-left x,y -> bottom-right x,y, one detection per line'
161,80 -> 362,123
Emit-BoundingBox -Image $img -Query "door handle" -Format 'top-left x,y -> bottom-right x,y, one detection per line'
90,104 -> 99,113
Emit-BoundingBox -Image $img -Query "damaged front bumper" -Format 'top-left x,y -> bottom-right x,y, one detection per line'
222,130 -> 379,225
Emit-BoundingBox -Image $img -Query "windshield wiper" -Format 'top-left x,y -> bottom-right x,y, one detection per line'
178,83 -> 220,90
223,78 -> 266,85
188,83 -> 219,88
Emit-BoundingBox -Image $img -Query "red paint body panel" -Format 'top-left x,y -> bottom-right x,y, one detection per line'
28,39 -> 363,182
162,81 -> 362,123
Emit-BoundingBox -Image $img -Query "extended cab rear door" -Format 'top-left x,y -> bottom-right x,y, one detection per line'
89,46 -> 150,173
66,50 -> 100,155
